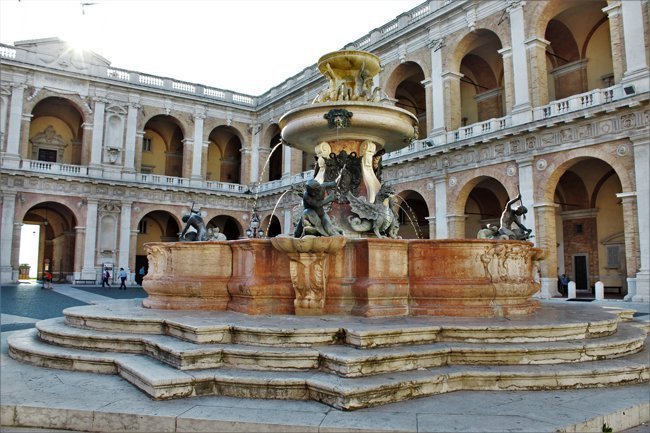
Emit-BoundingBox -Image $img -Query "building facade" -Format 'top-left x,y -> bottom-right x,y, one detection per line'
1,0 -> 648,301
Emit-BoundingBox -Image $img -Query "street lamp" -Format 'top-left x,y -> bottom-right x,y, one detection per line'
245,208 -> 265,238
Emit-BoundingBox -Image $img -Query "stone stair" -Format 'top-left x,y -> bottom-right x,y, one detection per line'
7,300 -> 650,410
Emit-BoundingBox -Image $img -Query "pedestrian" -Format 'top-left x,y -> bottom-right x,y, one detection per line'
559,274 -> 570,295
43,271 -> 53,289
138,265 -> 146,285
102,268 -> 111,288
118,267 -> 127,290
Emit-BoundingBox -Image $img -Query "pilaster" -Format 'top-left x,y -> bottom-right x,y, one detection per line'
118,201 -> 133,275
73,226 -> 85,278
533,202 -> 560,298
517,158 -> 536,245
447,214 -> 466,239
80,200 -> 99,280
248,124 -> 261,184
507,0 -> 532,120
191,111 -> 206,182
630,136 -> 650,301
434,178 -> 447,239
123,102 -> 139,175
525,37 -> 550,107
90,98 -> 106,167
428,33 -> 447,137
620,0 -> 650,91
4,84 -> 25,168
441,71 -> 463,131
0,192 -> 17,283
602,2 -> 625,84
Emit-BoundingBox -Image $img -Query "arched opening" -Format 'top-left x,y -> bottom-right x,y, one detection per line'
260,214 -> 282,237
457,30 -> 504,125
207,215 -> 242,240
141,115 -> 185,177
554,158 -> 624,296
396,190 -> 429,239
544,1 -> 613,100
20,202 -> 77,282
268,129 -> 283,182
463,177 -> 509,238
134,211 -> 180,283
386,62 -> 427,139
29,97 -> 84,165
207,126 -> 242,183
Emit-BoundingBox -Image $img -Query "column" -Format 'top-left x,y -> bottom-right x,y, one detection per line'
181,138 -> 193,179
533,202 -> 559,298
525,37 -> 550,107
190,112 -> 205,182
630,136 -> 649,301
73,226 -> 85,279
282,143 -> 292,179
517,158 -> 536,244
602,2 -> 625,83
447,214 -> 466,239
118,201 -> 133,275
283,208 -> 292,236
249,124 -> 261,184
425,216 -> 436,239
90,98 -> 106,167
0,193 -> 17,282
428,31 -> 446,139
507,0 -> 533,122
80,200 -> 99,280
4,84 -> 25,167
134,131 -> 144,173
434,178 -> 447,239
129,229 -> 139,282
442,71 -> 463,131
421,79 -> 433,139
123,102 -> 139,174
620,0 -> 649,89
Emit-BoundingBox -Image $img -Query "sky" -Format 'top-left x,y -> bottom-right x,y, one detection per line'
0,0 -> 424,95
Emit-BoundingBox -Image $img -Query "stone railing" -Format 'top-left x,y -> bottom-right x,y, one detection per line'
533,86 -> 617,120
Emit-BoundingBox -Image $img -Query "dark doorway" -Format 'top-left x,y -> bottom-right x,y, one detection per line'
574,255 -> 589,291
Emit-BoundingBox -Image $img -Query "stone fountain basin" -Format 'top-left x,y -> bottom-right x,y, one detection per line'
279,101 -> 418,154
142,238 -> 543,318
271,235 -> 346,254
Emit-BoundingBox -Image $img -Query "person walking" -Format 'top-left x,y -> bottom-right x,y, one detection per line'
102,268 -> 111,288
43,271 -> 53,289
118,267 -> 127,290
138,265 -> 146,285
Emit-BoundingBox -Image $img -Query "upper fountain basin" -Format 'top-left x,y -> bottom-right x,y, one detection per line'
317,50 -> 382,79
279,101 -> 418,154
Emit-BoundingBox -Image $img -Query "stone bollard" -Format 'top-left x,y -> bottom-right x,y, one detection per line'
567,281 -> 577,299
595,281 -> 605,300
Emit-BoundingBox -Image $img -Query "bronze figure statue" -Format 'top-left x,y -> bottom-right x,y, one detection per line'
498,192 -> 532,241
294,179 -> 344,237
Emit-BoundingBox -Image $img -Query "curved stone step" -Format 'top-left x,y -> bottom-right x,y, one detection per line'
31,317 -> 649,376
62,300 -> 623,347
8,329 -> 649,410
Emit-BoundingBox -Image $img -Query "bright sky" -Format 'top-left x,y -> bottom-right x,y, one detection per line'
0,0 -> 424,95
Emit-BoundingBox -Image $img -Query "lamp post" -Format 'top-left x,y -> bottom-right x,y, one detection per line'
245,208 -> 265,238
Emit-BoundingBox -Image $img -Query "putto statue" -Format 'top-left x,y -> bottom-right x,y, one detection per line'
498,192 -> 532,241
205,227 -> 227,241
294,179 -> 344,238
179,206 -> 207,242
347,187 -> 400,239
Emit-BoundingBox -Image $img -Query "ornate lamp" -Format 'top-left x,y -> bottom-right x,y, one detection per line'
246,208 -> 265,238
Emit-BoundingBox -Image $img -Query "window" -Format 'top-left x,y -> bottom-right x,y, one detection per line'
142,137 -> 152,152
138,219 -> 148,234
606,245 -> 620,269
38,148 -> 57,162
575,224 -> 583,234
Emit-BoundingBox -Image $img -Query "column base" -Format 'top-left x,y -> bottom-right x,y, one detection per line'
1,153 -> 21,169
0,266 -> 17,284
80,267 -> 99,281
631,271 -> 649,303
535,277 -> 559,299
621,67 -> 650,93
511,104 -> 533,124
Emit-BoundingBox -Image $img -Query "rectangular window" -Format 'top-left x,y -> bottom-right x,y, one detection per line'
606,246 -> 620,269
38,148 -> 57,162
142,137 -> 152,152
138,220 -> 148,234
575,224 -> 584,234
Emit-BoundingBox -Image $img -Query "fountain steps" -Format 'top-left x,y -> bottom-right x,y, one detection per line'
6,301 -> 649,410
8,328 -> 649,410
29,317 -> 647,375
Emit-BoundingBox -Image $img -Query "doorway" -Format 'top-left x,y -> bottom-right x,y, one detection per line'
573,254 -> 589,291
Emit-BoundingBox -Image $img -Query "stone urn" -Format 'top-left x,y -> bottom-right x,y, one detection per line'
271,235 -> 347,315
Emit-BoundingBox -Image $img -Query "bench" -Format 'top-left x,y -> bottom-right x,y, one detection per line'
74,279 -> 97,285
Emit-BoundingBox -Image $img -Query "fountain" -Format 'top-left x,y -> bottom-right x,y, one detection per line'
7,51 -> 646,414
141,50 -> 543,318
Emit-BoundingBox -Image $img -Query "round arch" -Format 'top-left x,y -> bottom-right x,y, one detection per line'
395,189 -> 429,239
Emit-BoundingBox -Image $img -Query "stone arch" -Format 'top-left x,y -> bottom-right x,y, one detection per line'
395,189 -> 429,239
24,90 -> 91,121
137,108 -> 190,137
142,114 -> 187,177
207,214 -> 243,240
207,125 -> 244,183
384,62 -> 428,139
260,214 -> 282,237
18,199 -> 78,281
